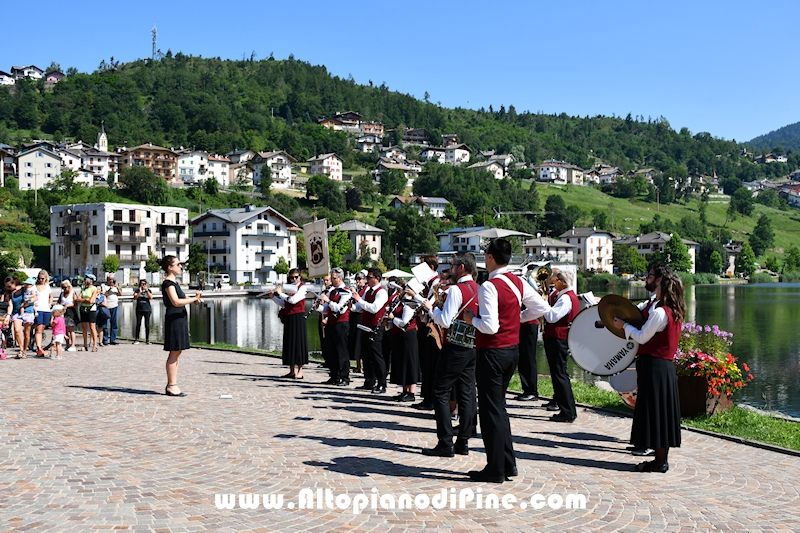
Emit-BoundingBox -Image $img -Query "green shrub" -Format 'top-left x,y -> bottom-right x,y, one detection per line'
779,270 -> 800,282
749,272 -> 775,284
587,273 -> 625,290
692,273 -> 719,285
676,271 -> 695,286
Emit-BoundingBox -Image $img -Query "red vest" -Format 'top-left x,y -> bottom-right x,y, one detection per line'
360,285 -> 387,328
390,299 -> 417,334
641,301 -> 681,360
283,283 -> 305,316
544,289 -> 580,340
422,275 -> 439,298
475,273 -> 524,350
442,280 -> 479,345
326,287 -> 351,324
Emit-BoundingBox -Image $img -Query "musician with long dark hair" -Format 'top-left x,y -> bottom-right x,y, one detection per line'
410,255 -> 441,411
273,268 -> 308,379
421,252 -> 479,458
614,263 -> 686,473
348,271 -> 367,373
388,281 -> 419,402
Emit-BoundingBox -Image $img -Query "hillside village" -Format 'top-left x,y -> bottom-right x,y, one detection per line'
2,62 -> 800,284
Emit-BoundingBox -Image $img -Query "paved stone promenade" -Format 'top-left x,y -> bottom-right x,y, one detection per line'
1,345 -> 799,532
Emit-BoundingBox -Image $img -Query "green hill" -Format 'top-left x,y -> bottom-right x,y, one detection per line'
747,121 -> 800,154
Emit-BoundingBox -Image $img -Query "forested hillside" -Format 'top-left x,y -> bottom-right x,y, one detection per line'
1,53 -> 798,182
747,121 -> 800,154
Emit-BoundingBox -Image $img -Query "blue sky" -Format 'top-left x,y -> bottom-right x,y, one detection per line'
3,0 -> 798,143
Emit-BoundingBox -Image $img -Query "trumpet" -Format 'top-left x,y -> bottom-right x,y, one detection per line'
528,264 -> 552,331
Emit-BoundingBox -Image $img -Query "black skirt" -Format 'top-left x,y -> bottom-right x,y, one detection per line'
389,329 -> 419,386
282,312 -> 308,366
630,355 -> 682,449
163,310 -> 190,352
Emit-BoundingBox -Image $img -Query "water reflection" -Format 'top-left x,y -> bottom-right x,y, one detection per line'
116,284 -> 800,417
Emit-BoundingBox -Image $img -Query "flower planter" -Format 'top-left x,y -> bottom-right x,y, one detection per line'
678,375 -> 733,418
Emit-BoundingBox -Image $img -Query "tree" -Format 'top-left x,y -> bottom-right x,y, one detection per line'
102,254 -> 120,276
260,166 -> 272,191
345,187 -> 362,210
591,208 -> 608,230
47,169 -> 83,196
763,255 -> 781,273
352,174 -> 376,197
443,201 -> 458,221
379,169 -> 407,196
783,245 -> 800,271
119,166 -> 170,205
186,242 -> 207,280
663,232 -> 693,272
735,241 -> 756,278
749,214 -> 774,256
612,244 -> 647,275
328,228 -> 353,268
273,256 -> 290,278
144,252 -> 161,273
709,251 -> 723,275
729,187 -> 754,217
204,177 -> 219,196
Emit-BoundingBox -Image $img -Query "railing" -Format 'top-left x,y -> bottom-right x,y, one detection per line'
255,249 -> 274,255
118,254 -> 148,262
69,234 -> 83,242
157,221 -> 184,227
68,214 -> 88,223
206,263 -> 229,271
258,265 -> 273,271
203,247 -> 231,254
194,230 -> 230,237
108,235 -> 146,243
156,236 -> 186,245
242,232 -> 287,238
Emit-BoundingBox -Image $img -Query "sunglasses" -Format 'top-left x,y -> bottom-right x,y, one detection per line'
37,277 -> 46,281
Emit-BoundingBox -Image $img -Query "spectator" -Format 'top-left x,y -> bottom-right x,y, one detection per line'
57,281 -> 78,351
133,280 -> 153,345
76,274 -> 99,352
33,270 -> 53,357
102,275 -> 120,345
50,305 -> 66,359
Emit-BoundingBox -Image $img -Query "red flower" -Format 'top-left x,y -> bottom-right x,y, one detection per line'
742,363 -> 750,372
748,374 -> 754,381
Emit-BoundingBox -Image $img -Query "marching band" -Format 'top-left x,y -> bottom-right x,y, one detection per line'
270,238 -> 685,480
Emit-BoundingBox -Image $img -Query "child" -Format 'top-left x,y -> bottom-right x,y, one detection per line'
0,328 -> 6,359
50,305 -> 66,359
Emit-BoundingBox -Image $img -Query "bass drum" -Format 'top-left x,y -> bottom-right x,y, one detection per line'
567,306 -> 638,376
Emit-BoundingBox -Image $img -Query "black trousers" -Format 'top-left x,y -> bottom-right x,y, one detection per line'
476,345 -> 519,477
518,322 -> 539,396
544,337 -> 577,419
433,343 -> 476,446
361,327 -> 385,387
134,310 -> 151,342
418,326 -> 440,402
325,321 -> 350,381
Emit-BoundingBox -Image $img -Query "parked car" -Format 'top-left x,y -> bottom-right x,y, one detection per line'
94,176 -> 106,182
49,274 -> 70,287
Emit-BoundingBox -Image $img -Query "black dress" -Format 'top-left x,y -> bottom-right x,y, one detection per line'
162,279 -> 191,352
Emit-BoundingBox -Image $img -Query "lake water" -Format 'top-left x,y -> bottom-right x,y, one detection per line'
116,283 -> 800,418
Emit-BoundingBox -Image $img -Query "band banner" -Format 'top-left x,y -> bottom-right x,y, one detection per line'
304,219 -> 330,279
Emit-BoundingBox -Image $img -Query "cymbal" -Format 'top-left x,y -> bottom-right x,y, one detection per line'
597,294 -> 645,339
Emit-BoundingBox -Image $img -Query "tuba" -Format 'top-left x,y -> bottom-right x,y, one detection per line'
529,264 -> 552,331
426,286 -> 447,350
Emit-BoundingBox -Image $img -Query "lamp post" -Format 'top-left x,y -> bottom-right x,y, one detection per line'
395,243 -> 399,270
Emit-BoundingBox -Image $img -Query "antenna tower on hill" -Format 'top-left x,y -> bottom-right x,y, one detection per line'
152,25 -> 157,60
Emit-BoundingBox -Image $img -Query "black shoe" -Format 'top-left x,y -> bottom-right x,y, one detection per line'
636,461 -> 669,473
422,445 -> 454,457
454,441 -> 469,456
356,384 -> 374,390
632,448 -> 655,456
110,342 -> 119,345
323,378 -> 339,385
281,372 -> 296,379
516,393 -> 539,401
506,466 -> 518,477
392,392 -> 406,401
371,386 -> 386,394
335,380 -> 350,387
550,413 -> 576,423
413,402 -> 435,411
546,403 -> 561,412
468,470 -> 505,483
398,392 -> 416,402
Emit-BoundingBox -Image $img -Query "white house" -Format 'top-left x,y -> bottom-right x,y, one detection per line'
436,226 -> 488,253
0,70 -> 15,86
191,204 -> 299,284
308,153 -> 343,181
207,155 -> 230,187
468,160 -> 504,180
11,65 -> 43,80
559,227 -> 615,273
328,220 -> 384,264
229,161 -> 255,187
445,144 -> 471,165
356,134 -> 382,153
0,144 -> 16,187
538,159 -> 584,185
391,196 -> 450,218
49,203 -> 190,285
16,145 -> 62,190
523,236 -> 577,263
252,151 -> 296,189
226,149 -> 257,164
380,146 -> 407,160
56,147 -> 94,187
421,146 -> 446,163
177,150 -> 211,184
615,231 -> 700,274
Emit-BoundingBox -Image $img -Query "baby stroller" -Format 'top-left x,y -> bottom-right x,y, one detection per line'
0,301 -> 53,354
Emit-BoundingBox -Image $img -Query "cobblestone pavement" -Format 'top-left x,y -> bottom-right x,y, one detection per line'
1,345 -> 799,532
